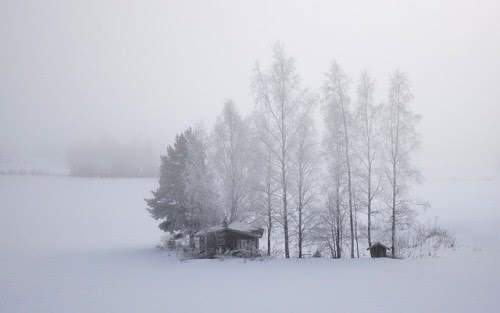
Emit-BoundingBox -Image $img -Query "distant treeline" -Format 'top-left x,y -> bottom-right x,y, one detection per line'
68,138 -> 157,178
0,169 -> 63,176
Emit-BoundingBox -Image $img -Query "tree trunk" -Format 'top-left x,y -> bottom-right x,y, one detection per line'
298,202 -> 303,258
267,198 -> 272,256
391,91 -> 401,259
283,172 -> 289,258
340,96 -> 354,258
281,151 -> 290,258
281,97 -> 290,259
229,121 -> 237,223
298,166 -> 303,258
230,181 -> 237,222
267,219 -> 272,256
335,183 -> 341,259
265,151 -> 273,256
354,203 -> 359,258
346,162 -> 354,259
364,86 -> 373,249
391,162 -> 397,258
367,162 -> 372,248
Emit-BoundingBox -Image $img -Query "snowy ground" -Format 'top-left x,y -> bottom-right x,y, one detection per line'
1,175 -> 499,313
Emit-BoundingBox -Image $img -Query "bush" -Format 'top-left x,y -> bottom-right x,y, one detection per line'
228,249 -> 261,258
397,222 -> 456,258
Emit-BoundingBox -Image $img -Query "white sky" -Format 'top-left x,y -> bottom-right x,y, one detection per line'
1,0 -> 499,178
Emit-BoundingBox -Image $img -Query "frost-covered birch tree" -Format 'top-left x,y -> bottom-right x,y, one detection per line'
252,43 -> 310,258
322,89 -> 347,259
382,70 -> 420,258
293,102 -> 318,258
211,100 -> 250,222
323,61 -> 356,258
354,71 -> 383,248
261,144 -> 278,256
184,127 -> 219,239
249,113 -> 280,256
184,128 -> 217,233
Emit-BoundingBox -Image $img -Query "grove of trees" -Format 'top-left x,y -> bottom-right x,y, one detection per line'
146,43 -> 426,259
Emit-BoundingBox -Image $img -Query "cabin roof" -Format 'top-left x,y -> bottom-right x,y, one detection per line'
195,222 -> 264,238
366,242 -> 390,250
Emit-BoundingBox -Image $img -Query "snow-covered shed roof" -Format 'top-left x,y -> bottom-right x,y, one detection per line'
195,222 -> 264,238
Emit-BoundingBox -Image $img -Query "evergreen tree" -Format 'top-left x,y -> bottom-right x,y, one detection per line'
146,127 -> 218,236
146,131 -> 189,232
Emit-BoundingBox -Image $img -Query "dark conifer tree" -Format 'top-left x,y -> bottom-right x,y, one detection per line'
146,132 -> 189,232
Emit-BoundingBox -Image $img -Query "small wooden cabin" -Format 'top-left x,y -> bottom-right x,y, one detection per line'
367,242 -> 390,258
195,221 -> 264,258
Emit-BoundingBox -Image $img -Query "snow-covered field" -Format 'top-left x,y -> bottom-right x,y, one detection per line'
1,175 -> 499,313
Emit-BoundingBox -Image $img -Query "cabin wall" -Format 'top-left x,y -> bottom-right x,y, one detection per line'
224,232 -> 257,251
199,231 -> 259,256
207,233 -> 217,256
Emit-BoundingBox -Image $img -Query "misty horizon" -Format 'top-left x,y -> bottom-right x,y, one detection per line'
2,0 -> 500,179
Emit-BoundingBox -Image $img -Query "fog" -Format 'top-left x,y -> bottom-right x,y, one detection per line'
1,0 -> 499,178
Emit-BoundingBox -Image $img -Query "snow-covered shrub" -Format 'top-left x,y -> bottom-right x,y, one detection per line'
158,233 -> 172,249
176,246 -> 202,260
227,249 -> 261,258
397,223 -> 455,258
158,231 -> 189,250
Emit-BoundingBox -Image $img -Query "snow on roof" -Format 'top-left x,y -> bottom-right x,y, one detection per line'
195,221 -> 263,238
226,222 -> 257,232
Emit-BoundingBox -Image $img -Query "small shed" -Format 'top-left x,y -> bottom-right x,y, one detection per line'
367,242 -> 390,258
195,220 -> 264,258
